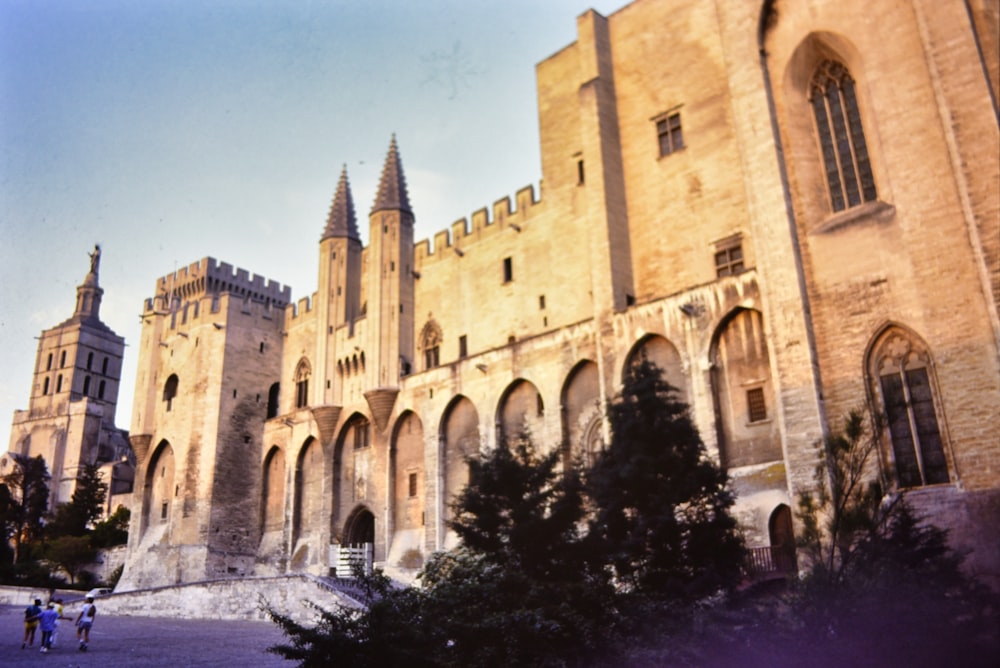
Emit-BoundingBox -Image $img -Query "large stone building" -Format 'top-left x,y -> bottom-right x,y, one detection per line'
117,0 -> 1000,590
5,246 -> 134,512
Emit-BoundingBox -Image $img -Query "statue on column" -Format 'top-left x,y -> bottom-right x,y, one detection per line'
89,244 -> 101,274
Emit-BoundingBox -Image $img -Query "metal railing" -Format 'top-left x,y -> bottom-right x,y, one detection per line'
330,543 -> 374,578
743,545 -> 797,581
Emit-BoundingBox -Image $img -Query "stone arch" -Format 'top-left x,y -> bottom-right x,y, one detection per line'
390,411 -> 425,534
343,505 -> 376,545
497,379 -> 544,447
292,437 -> 323,551
623,334 -> 688,401
865,324 -> 950,488
332,412 -> 373,542
709,308 -> 781,469
142,440 -> 175,537
440,395 -> 480,548
561,360 -> 602,468
260,446 -> 286,538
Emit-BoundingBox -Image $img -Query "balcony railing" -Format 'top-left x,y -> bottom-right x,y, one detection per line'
743,545 -> 797,582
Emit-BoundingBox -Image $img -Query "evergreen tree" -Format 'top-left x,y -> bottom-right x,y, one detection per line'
586,358 -> 744,601
421,434 -> 616,667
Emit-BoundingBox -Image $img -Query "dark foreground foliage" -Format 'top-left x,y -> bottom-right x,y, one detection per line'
266,390 -> 998,668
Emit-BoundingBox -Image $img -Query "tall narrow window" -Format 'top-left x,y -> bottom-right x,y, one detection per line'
503,257 -> 513,283
86,353 -> 94,370
869,329 -> 949,487
98,380 -> 106,399
458,335 -> 468,359
656,112 -> 684,156
102,357 -> 109,375
294,360 -> 311,409
810,60 -> 876,212
163,374 -> 179,411
82,376 -> 91,396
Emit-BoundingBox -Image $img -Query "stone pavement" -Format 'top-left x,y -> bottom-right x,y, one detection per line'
1,604 -> 294,666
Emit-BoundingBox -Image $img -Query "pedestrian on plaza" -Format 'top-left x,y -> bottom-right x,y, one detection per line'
75,594 -> 97,651
21,598 -> 42,649
51,598 -> 67,647
38,602 -> 59,653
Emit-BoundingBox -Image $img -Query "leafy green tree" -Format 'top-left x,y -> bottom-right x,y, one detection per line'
44,535 -> 96,585
1,454 -> 50,563
91,504 -> 130,548
586,358 -> 744,601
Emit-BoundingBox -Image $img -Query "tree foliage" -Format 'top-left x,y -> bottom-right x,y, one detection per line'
586,357 -> 744,601
44,535 -> 97,585
0,454 -> 50,563
268,361 -> 746,667
91,504 -> 131,548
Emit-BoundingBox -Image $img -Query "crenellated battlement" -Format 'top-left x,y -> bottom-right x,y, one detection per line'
415,183 -> 541,263
286,292 -> 315,321
147,258 -> 292,310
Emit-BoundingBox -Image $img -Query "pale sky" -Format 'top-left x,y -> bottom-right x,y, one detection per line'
0,0 -> 627,453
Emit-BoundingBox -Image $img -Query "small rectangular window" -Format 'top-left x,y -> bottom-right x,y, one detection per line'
539,295 -> 546,310
459,336 -> 468,359
161,502 -> 169,520
747,387 -> 767,422
577,159 -> 585,184
715,245 -> 744,277
408,472 -> 418,497
503,257 -> 513,283
657,112 -> 684,156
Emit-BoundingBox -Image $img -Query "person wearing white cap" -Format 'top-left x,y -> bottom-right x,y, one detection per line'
75,595 -> 97,651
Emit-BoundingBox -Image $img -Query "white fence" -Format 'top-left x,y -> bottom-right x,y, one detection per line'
329,543 -> 373,578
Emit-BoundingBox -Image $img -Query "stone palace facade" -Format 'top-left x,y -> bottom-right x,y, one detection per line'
108,0 -> 999,589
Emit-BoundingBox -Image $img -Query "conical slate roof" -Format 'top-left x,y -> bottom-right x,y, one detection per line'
322,166 -> 360,241
371,135 -> 412,215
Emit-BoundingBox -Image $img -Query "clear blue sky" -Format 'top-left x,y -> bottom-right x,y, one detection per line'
0,0 -> 626,452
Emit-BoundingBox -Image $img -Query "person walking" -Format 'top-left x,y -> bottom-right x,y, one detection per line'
75,594 -> 97,651
21,598 -> 42,649
38,602 -> 59,653
51,598 -> 66,647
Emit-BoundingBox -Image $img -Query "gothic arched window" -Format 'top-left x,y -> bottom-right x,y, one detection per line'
420,319 -> 443,370
810,60 -> 876,212
294,359 -> 311,409
868,328 -> 949,487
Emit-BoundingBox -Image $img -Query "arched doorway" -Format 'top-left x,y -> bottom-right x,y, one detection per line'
335,507 -> 375,577
768,504 -> 797,574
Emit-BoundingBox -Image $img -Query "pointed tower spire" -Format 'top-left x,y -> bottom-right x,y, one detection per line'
74,244 -> 104,321
322,165 -> 360,241
371,134 -> 412,216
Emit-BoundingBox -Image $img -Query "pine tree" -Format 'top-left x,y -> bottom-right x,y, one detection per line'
586,357 -> 744,601
1,454 -> 50,563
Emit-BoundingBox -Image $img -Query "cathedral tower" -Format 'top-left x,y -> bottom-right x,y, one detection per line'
6,245 -> 130,507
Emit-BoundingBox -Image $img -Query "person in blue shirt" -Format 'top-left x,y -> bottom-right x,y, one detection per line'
38,602 -> 59,653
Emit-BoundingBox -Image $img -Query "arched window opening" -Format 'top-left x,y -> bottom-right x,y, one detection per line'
266,382 -> 280,419
86,352 -> 94,370
809,60 -> 876,212
98,380 -> 106,399
43,377 -> 50,395
102,357 -> 109,375
295,359 -> 311,409
46,353 -> 53,371
420,320 -> 443,370
868,328 -> 949,487
82,376 -> 91,396
163,374 -> 179,411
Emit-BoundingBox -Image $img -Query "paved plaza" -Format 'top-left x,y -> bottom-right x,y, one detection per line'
2,604 -> 294,666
